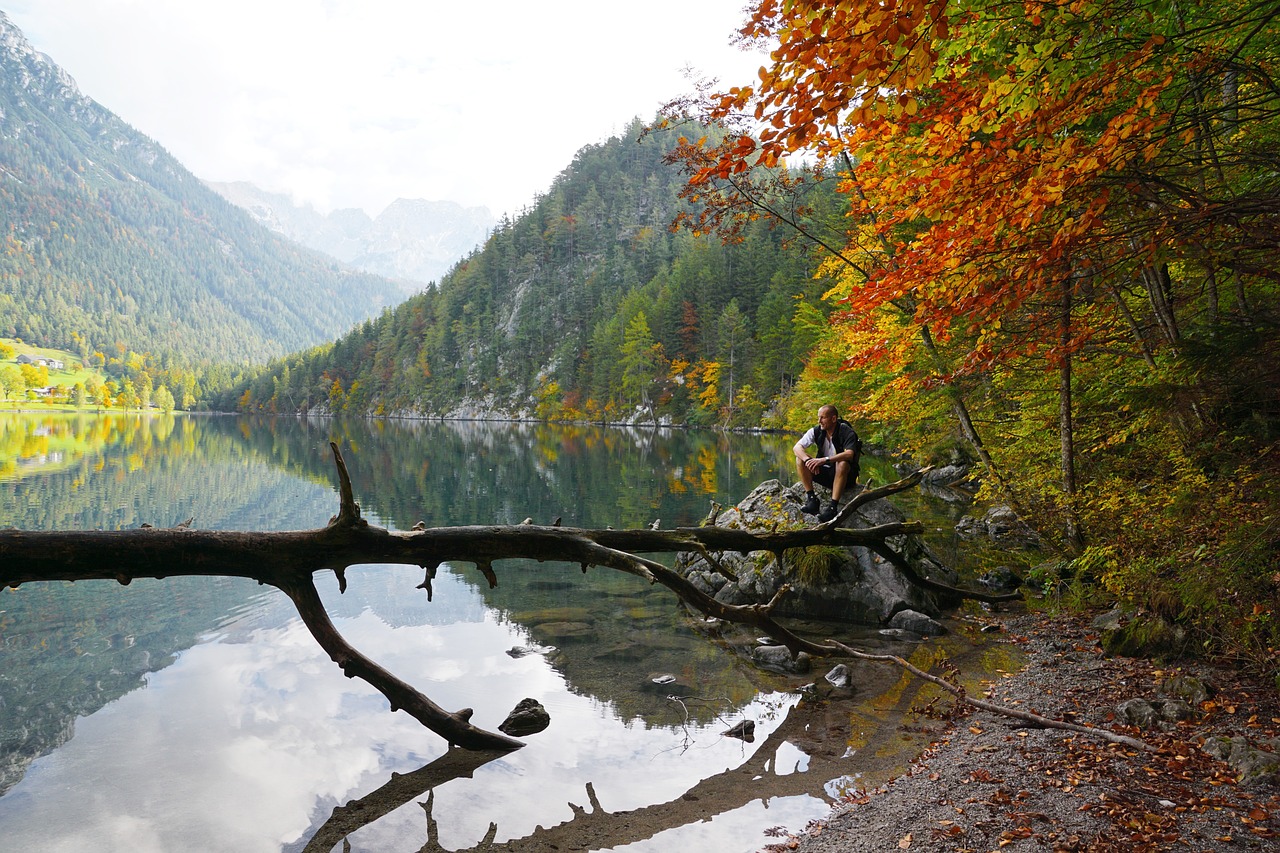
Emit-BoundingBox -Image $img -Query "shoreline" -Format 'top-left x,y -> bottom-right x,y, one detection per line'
775,610 -> 1280,852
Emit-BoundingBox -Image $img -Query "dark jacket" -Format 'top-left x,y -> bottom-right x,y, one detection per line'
809,419 -> 862,476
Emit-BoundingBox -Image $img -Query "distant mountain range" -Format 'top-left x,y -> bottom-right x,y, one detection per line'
0,11 -> 404,364
206,183 -> 494,294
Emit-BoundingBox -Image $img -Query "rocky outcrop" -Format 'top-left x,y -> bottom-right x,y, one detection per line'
676,479 -> 958,627
956,504 -> 1042,548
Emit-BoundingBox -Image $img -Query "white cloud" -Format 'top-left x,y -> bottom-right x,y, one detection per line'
6,0 -> 765,217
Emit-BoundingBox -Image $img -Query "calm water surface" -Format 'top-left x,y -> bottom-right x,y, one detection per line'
0,413 -> 1018,852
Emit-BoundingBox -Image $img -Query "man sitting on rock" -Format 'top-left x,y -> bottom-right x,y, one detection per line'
794,404 -> 860,523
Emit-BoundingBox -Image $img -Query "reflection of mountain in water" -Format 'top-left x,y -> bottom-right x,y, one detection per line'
0,413 -> 342,796
0,575 -> 285,796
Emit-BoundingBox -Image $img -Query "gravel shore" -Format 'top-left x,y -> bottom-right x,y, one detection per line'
770,611 -> 1280,852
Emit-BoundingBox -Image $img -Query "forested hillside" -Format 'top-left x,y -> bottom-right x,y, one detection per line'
220,118 -> 837,426
0,12 -> 402,366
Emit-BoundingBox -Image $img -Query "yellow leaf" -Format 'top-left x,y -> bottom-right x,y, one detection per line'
899,833 -> 912,848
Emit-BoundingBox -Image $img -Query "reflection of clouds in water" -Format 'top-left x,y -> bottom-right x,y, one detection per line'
0,585 -> 815,853
603,796 -> 828,853
0,615 -> 399,853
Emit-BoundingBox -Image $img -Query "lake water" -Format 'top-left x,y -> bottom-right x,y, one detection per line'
0,413 -> 1021,852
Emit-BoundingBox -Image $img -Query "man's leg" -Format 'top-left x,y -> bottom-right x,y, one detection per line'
818,461 -> 853,523
795,456 -> 814,491
829,460 -> 852,502
797,457 -> 821,514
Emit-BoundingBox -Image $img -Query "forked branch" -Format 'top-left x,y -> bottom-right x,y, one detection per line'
0,442 -> 1031,751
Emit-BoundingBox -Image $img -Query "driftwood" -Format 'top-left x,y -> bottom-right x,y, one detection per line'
2,441 -> 1075,754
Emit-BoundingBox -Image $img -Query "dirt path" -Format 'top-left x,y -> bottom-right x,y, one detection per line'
769,611 -> 1280,852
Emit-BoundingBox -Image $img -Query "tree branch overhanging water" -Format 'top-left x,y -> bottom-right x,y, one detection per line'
4,442 -> 1130,755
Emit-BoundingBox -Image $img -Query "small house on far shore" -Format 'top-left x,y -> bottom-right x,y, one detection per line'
14,354 -> 64,370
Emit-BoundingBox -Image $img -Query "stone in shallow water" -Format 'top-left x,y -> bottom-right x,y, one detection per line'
751,645 -> 812,674
499,698 -> 551,736
531,621 -> 594,642
825,663 -> 854,689
643,673 -> 696,696
887,609 -> 947,636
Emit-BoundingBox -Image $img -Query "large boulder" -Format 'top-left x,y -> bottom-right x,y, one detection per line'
676,479 -> 957,626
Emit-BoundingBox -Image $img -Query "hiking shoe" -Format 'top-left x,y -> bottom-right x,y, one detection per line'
801,493 -> 821,514
817,500 -> 838,523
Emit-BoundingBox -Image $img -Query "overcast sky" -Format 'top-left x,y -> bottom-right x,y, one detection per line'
6,1 -> 764,218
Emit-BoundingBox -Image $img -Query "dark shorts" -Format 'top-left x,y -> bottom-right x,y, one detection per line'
813,463 -> 836,489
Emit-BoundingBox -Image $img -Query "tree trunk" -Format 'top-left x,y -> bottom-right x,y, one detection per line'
1059,273 -> 1084,551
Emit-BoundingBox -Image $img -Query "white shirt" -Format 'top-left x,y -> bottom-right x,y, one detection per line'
794,430 -> 835,460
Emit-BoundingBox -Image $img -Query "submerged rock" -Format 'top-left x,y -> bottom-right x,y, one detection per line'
752,645 -> 813,674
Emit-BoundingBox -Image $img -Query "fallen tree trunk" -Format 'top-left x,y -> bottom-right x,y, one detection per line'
1,442 -> 1025,751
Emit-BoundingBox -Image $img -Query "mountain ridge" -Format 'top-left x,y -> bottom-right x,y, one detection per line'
0,10 -> 404,365
206,181 -> 495,293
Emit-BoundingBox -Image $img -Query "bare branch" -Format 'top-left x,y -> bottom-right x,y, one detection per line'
0,443 -> 1026,750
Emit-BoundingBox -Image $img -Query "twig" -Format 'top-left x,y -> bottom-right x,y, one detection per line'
824,640 -> 1155,752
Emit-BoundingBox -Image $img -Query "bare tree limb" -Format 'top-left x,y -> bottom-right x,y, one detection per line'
0,442 -> 1032,751
825,641 -> 1156,752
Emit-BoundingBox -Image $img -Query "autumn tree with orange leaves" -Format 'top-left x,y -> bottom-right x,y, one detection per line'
664,0 -> 1280,674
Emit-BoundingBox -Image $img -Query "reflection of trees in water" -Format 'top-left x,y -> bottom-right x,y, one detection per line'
0,413 -> 791,804
1,412 -> 791,533
220,416 -> 789,530
0,413 -> 334,531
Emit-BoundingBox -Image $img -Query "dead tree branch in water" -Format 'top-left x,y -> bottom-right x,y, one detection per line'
2,442 -> 1024,751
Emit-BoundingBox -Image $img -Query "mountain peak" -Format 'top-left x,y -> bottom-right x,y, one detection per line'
1,11 -> 93,116
206,182 -> 495,292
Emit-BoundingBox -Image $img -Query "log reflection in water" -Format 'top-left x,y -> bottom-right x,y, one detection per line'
301,653 -> 957,853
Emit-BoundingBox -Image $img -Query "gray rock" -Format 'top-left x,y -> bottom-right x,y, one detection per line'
1202,735 -> 1280,786
498,698 -> 550,736
921,464 -> 973,487
956,505 -> 1041,547
1117,698 -> 1162,729
1091,607 -> 1129,633
1160,699 -> 1196,722
887,609 -> 947,636
824,664 -> 854,689
752,645 -> 813,674
1100,613 -> 1189,660
976,566 -> 1023,593
1159,674 -> 1215,707
677,479 -> 955,626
